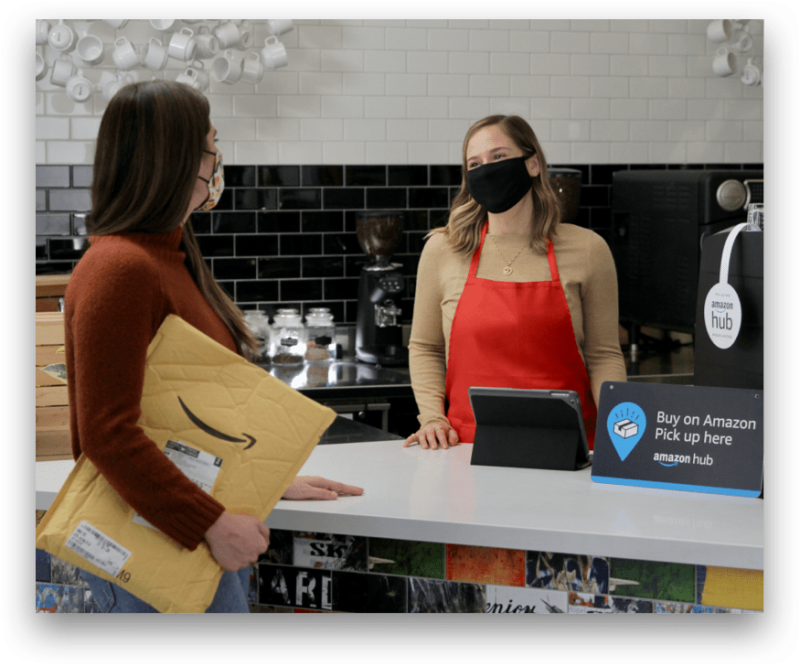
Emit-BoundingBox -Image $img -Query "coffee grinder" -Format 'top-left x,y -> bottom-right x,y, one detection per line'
355,211 -> 408,366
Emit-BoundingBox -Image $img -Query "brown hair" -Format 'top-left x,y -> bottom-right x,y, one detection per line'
87,80 -> 258,359
430,115 -> 562,255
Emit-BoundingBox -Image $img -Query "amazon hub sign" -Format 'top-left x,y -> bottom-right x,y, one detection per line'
592,382 -> 763,497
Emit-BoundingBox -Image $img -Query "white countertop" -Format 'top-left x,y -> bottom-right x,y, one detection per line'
36,440 -> 763,570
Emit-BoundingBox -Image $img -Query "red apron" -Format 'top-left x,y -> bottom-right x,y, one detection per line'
445,222 -> 598,448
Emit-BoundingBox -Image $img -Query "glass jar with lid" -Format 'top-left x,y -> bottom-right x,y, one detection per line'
243,310 -> 271,363
271,308 -> 305,366
305,307 -> 336,364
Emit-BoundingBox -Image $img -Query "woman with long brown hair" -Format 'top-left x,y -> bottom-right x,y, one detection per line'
66,81 -> 361,613
404,115 -> 626,451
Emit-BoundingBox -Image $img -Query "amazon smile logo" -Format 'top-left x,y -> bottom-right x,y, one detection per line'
178,396 -> 256,450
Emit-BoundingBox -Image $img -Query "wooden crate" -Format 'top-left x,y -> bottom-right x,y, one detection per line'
36,274 -> 70,312
35,312 -> 71,461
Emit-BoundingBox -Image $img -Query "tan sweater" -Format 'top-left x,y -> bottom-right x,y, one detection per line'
408,223 -> 627,430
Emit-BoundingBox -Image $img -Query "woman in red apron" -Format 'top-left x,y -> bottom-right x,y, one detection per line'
405,115 -> 626,451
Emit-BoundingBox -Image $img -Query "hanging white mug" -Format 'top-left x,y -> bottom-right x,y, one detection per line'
150,19 -> 175,31
102,73 -> 131,102
266,19 -> 294,36
76,34 -> 105,66
66,73 -> 94,103
740,58 -> 761,86
194,26 -> 219,59
729,30 -> 753,54
168,27 -> 197,61
237,21 -> 254,50
712,47 -> 735,77
211,50 -> 242,84
240,51 -> 264,84
50,54 -> 77,87
112,36 -> 140,70
143,37 -> 169,71
214,21 -> 242,49
36,20 -> 51,45
260,36 -> 288,70
35,51 -> 47,81
176,61 -> 210,92
102,19 -> 129,29
48,21 -> 76,53
707,19 -> 732,43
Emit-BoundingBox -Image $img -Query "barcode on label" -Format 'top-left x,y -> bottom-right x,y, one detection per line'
65,521 -> 131,578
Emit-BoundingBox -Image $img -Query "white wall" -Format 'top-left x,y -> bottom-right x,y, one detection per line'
35,18 -> 764,166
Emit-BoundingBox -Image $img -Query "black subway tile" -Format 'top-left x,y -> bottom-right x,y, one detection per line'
218,281 -> 235,300
580,185 -> 610,208
323,188 -> 364,210
323,233 -> 362,255
589,207 -> 611,230
366,188 -> 407,209
402,210 -> 429,231
279,188 -> 322,210
36,238 -> 46,260
235,234 -> 278,257
72,165 -> 93,188
196,234 -> 234,257
302,165 -> 343,186
281,234 -> 321,255
36,166 -> 70,188
36,260 -> 75,275
589,164 -> 629,186
430,209 -> 450,228
36,214 -> 72,236
324,278 -> 360,301
393,254 -> 420,277
258,211 -> 300,233
236,280 -> 279,302
345,255 -> 371,277
302,211 -> 344,233
409,187 -> 449,209
212,257 -> 257,280
258,257 -> 301,279
215,188 -> 235,210
430,165 -> 462,186
73,214 -> 88,236
224,165 -> 256,187
259,166 -> 300,187
406,231 -> 428,254
300,301 -> 345,324
281,279 -> 323,302
235,188 -> 278,211
388,165 -> 428,186
301,256 -> 344,278
211,212 -> 257,234
48,238 -> 88,260
346,165 -> 386,186
344,300 -> 359,325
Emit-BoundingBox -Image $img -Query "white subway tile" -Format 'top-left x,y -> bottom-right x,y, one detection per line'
490,53 -> 530,75
529,20 -> 570,31
363,20 -> 405,28
686,56 -> 712,77
572,20 -> 610,32
490,20 -> 530,31
571,142 -> 609,163
409,141 -> 450,163
278,141 -> 322,163
705,120 -> 743,141
510,75 -> 550,97
668,120 -> 707,141
284,48 -> 321,71
687,141 -> 725,163
610,98 -> 649,120
321,96 -> 365,119
386,73 -> 428,96
35,92 -> 45,115
529,53 -> 570,75
610,142 -> 649,163
256,71 -> 299,95
469,75 -> 509,97
448,20 -> 490,29
299,26 -> 343,49
649,56 -> 686,77
705,77 -> 745,100
36,141 -> 46,164
213,118 -> 257,141
530,97 -> 570,120
234,141 -> 279,164
46,141 -> 95,164
629,33 -> 667,55
322,142 -> 365,164
530,119 -> 550,142
321,49 -> 364,72
543,142 -> 571,164
571,98 -> 610,120
570,54 -> 610,76
609,20 -> 649,33
320,19 -> 364,27
649,141 -> 686,162
469,30 -> 510,52
648,99 -> 687,121
448,96 -> 491,120
510,31 -> 550,53
278,95 -> 321,117
590,77 -> 629,98
610,55 -> 648,76
234,94 -> 278,117
407,96 -> 448,119
743,121 -> 763,142
668,34 -> 706,56
364,50 -> 406,73
386,28 -> 428,50
687,20 -> 709,34
591,120 -> 629,141
343,73 -> 385,95
631,77 -> 668,99
300,72 -> 343,95
344,119 -> 386,141
630,120 -> 668,142
407,51 -> 449,74
550,76 -> 590,98
649,20 -> 688,34
365,96 -> 407,118
342,27 -> 385,50
427,29 -> 469,51
387,119 -> 429,141
45,92 -> 93,116
36,117 -> 70,140
429,119 -> 471,142
449,52 -> 489,74
428,74 -> 469,97
551,120 -> 591,142
590,32 -> 629,54
489,97 -> 532,117
550,32 -> 590,54
725,99 -> 763,120
667,77 -> 706,99
406,20 -> 449,28
257,118 -> 300,141
365,141 -> 408,163
69,118 -> 102,141
687,100 -> 725,120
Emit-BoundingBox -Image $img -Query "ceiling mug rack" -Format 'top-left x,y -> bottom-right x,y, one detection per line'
706,19 -> 761,87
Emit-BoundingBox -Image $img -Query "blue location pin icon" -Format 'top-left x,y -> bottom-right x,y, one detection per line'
606,402 -> 647,461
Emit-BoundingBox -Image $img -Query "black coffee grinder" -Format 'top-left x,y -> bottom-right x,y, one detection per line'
355,211 -> 408,366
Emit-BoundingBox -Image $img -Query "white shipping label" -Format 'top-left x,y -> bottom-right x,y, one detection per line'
132,440 -> 223,530
65,520 -> 132,577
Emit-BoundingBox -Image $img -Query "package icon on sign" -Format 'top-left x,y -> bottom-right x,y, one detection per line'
613,419 -> 639,439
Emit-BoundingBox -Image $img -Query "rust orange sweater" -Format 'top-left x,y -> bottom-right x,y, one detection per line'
64,226 -> 237,551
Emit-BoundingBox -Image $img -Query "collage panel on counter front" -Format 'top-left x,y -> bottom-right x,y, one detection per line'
446,544 -> 526,587
258,528 -> 294,565
257,564 -> 332,612
526,551 -> 609,593
568,592 -> 654,614
331,570 -> 408,613
484,584 -> 569,614
695,564 -> 763,611
608,557 -> 695,603
292,532 -> 367,571
368,537 -> 445,579
408,578 -> 486,613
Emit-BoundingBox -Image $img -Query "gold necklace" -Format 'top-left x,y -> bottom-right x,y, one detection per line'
488,232 -> 526,276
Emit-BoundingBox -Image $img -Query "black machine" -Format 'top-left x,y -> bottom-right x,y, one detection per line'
611,169 -> 763,349
355,211 -> 408,366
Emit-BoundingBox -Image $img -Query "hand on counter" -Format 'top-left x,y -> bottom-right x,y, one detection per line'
282,476 -> 364,501
204,511 -> 270,572
404,423 -> 460,450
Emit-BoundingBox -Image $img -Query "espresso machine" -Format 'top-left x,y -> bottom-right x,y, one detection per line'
355,211 -> 408,366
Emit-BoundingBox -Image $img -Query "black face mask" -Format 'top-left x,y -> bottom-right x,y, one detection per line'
467,156 -> 534,214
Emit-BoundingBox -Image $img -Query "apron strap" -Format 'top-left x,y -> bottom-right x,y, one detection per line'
546,239 -> 559,282
467,221 -> 489,279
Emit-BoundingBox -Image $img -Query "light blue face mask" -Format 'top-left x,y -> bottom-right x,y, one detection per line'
196,149 -> 224,211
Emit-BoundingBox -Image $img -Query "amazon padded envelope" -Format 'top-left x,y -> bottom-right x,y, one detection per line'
36,314 -> 336,613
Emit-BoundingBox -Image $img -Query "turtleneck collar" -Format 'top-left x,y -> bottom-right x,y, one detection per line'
90,226 -> 184,250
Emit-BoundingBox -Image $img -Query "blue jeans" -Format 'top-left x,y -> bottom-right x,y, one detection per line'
80,566 -> 251,613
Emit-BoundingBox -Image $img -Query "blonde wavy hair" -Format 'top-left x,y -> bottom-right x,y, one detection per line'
430,115 -> 562,256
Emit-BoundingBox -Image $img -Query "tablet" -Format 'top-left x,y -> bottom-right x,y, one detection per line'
468,387 -> 592,471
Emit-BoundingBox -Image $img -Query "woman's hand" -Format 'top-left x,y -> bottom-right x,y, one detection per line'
403,423 -> 460,450
204,511 -> 270,572
282,476 -> 364,500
